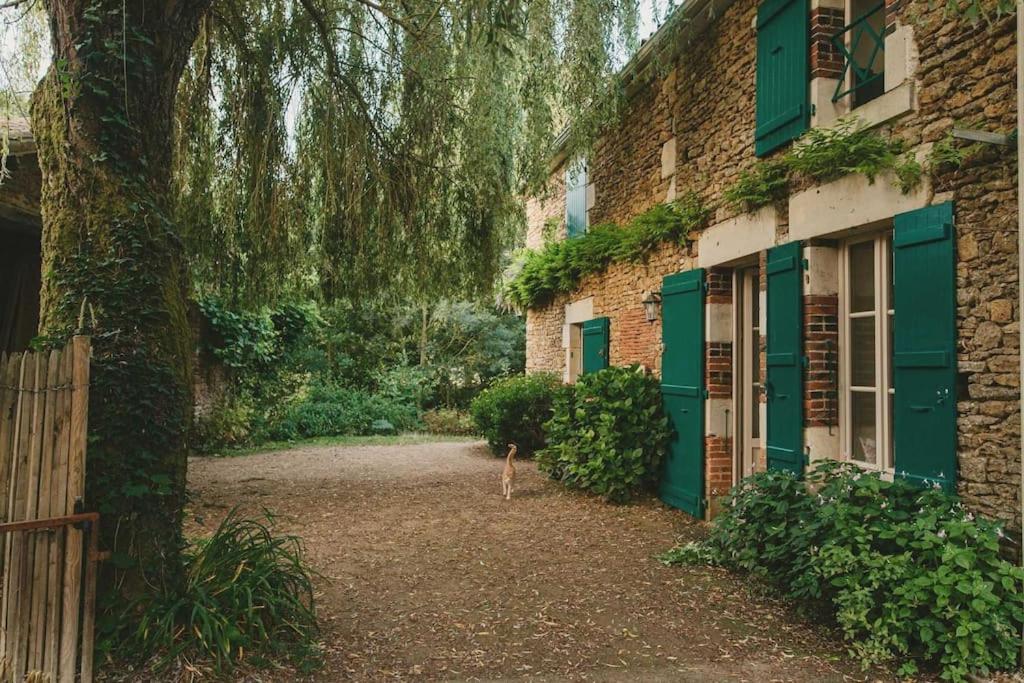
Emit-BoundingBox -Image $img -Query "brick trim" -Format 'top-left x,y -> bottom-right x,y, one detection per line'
804,294 -> 839,427
810,7 -> 845,80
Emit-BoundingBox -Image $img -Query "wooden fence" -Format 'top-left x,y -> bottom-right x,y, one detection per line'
0,337 -> 95,683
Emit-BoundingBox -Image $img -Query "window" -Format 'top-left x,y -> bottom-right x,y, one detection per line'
568,322 -> 583,383
833,0 -> 885,108
565,159 -> 588,238
840,232 -> 893,470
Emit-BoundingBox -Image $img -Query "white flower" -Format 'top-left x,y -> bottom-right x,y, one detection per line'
880,501 -> 888,510
937,529 -> 947,539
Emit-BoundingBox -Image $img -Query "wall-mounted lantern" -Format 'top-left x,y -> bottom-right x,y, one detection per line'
641,291 -> 662,323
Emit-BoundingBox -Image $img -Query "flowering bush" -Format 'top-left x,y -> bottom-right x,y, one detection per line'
659,461 -> 1024,682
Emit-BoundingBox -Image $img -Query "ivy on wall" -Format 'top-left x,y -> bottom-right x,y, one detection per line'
506,118 -> 1003,312
502,193 -> 710,310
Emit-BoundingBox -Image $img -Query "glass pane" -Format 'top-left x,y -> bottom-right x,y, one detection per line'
751,317 -> 761,440
751,384 -> 760,440
751,270 -> 760,325
888,312 -> 894,388
850,316 -> 876,386
887,393 -> 894,470
886,235 -> 894,312
849,241 -> 875,313
851,391 -> 877,465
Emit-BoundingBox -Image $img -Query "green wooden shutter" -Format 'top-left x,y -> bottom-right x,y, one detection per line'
755,0 -> 810,157
581,317 -> 609,374
766,242 -> 804,474
566,161 -> 588,238
893,202 -> 956,490
659,269 -> 705,518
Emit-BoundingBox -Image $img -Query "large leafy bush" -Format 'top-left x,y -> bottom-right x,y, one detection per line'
537,365 -> 670,502
469,373 -> 562,457
660,461 -> 1024,681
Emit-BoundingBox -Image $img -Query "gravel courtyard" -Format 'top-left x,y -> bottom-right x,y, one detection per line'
187,440 -> 899,682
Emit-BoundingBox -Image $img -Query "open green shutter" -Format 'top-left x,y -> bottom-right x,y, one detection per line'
581,317 -> 609,374
766,242 -> 804,474
893,202 -> 957,490
566,161 -> 588,238
755,0 -> 809,157
659,269 -> 705,518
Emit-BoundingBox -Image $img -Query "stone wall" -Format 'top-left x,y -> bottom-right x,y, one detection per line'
524,0 -> 1021,531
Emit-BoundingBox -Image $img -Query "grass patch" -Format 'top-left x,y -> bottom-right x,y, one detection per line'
202,432 -> 480,457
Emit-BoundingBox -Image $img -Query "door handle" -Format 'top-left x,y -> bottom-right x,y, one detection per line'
681,408 -> 690,414
910,404 -> 935,413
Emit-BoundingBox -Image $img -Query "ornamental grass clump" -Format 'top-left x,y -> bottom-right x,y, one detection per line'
123,509 -> 321,674
659,461 -> 1024,682
537,365 -> 670,502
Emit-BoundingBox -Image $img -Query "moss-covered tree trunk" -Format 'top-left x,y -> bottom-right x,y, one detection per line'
31,0 -> 209,600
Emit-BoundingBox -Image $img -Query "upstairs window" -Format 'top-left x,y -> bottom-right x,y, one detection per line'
832,0 -> 885,109
566,159 -> 588,238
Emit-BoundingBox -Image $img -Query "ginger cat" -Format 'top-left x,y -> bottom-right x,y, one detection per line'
501,443 -> 517,500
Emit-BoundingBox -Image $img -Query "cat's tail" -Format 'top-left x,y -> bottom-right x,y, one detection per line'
506,443 -> 517,464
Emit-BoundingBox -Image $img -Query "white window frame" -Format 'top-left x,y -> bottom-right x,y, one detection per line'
838,231 -> 894,473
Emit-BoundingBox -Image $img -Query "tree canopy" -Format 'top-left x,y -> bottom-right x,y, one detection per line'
4,0 -> 664,304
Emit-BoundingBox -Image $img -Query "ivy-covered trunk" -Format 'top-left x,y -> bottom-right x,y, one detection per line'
31,0 -> 209,600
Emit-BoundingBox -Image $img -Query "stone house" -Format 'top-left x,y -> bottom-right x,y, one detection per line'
523,0 -> 1021,537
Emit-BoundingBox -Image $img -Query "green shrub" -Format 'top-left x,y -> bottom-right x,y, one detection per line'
537,365 -> 670,502
469,373 -> 562,457
660,461 -> 1024,681
191,393 -> 259,453
266,383 -> 420,441
124,509 -> 320,673
422,408 -> 477,435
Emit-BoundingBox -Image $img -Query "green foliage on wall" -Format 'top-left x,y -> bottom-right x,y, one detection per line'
503,193 -> 710,310
660,461 -> 1024,682
537,366 -> 670,502
723,118 -> 923,212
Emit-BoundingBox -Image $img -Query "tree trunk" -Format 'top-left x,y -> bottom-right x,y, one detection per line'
31,0 -> 209,599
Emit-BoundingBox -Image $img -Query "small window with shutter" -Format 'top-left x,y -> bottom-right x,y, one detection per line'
565,159 -> 588,238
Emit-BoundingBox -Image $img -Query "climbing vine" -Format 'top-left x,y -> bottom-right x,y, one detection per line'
503,193 -> 709,310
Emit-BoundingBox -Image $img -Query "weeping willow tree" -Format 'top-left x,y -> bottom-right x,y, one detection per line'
2,0 -> 651,604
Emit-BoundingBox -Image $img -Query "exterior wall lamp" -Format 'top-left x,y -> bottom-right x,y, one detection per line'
641,291 -> 662,323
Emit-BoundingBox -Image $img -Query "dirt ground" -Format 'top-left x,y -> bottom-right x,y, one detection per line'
187,441 -> 902,683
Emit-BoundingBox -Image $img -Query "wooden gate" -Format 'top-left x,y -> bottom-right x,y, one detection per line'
0,336 -> 97,683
